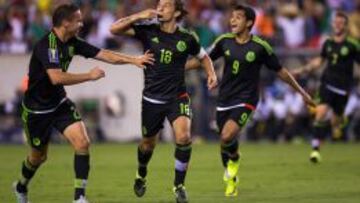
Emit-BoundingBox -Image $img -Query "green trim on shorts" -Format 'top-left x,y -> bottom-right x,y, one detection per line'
21,107 -> 31,146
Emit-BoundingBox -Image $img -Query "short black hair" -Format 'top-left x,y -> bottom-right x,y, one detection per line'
52,4 -> 80,27
335,11 -> 349,25
234,4 -> 256,30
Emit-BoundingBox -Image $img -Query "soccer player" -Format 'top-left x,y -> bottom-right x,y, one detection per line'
186,4 -> 315,196
110,0 -> 217,202
292,12 -> 360,163
13,4 -> 154,203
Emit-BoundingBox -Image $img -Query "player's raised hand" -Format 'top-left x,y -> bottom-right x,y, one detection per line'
136,9 -> 159,20
301,92 -> 316,108
89,67 -> 105,81
290,68 -> 304,77
207,73 -> 218,90
133,50 -> 155,69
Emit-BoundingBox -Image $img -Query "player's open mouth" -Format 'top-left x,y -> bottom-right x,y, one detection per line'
157,14 -> 164,19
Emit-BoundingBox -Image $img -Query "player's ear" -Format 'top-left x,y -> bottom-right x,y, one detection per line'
174,10 -> 181,19
246,20 -> 253,29
62,19 -> 69,28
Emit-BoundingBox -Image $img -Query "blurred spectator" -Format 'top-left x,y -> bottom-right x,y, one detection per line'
349,1 -> 360,40
276,3 -> 306,48
94,0 -> 117,49
5,5 -> 27,53
0,7 -> 11,52
27,9 -> 49,47
326,0 -> 355,11
255,7 -> 276,41
303,0 -> 331,47
0,76 -> 26,143
1,0 -> 356,52
1,0 -> 360,143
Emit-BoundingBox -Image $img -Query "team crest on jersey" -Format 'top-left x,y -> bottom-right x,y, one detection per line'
340,46 -> 349,56
152,37 -> 159,44
176,41 -> 187,52
225,50 -> 231,56
48,48 -> 59,63
246,51 -> 256,62
69,46 -> 75,57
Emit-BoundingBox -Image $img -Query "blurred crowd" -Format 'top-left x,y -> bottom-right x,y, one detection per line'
1,0 -> 360,53
1,0 -> 360,143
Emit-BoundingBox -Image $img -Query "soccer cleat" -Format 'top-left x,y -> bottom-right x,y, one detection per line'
310,150 -> 321,163
73,196 -> 89,203
13,181 -> 29,203
226,159 -> 240,179
173,184 -> 188,203
133,174 -> 146,197
225,176 -> 239,197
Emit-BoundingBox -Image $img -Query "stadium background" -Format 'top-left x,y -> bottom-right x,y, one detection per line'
1,0 -> 360,143
0,1 -> 360,203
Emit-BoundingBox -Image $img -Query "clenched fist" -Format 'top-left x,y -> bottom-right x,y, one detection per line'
89,67 -> 105,81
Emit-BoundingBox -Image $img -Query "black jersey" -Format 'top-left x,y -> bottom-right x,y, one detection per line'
320,37 -> 360,91
209,34 -> 282,107
23,31 -> 100,111
132,23 -> 202,102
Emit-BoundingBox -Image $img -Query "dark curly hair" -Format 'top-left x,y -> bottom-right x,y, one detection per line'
158,0 -> 188,22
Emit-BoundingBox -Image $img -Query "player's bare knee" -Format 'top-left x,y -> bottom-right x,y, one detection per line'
29,153 -> 47,165
74,139 -> 90,152
315,105 -> 329,121
28,156 -> 41,165
40,153 -> 48,164
175,132 -> 191,145
141,138 -> 156,151
220,132 -> 236,144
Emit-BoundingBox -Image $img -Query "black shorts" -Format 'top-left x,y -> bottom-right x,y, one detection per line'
318,84 -> 349,116
21,99 -> 82,150
141,95 -> 191,137
216,103 -> 256,133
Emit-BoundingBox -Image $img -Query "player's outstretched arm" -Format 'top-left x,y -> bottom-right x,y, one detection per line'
110,9 -> 159,36
185,58 -> 201,70
200,55 -> 218,90
47,67 -> 105,86
95,49 -> 155,68
291,56 -> 324,76
185,56 -> 217,90
277,67 -> 316,107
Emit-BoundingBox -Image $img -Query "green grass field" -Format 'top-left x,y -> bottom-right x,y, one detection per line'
1,143 -> 360,203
